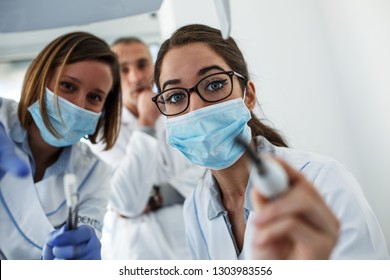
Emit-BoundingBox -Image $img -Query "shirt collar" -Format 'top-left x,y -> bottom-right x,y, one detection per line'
206,170 -> 255,221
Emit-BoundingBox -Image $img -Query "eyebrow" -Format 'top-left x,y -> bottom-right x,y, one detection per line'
162,65 -> 226,90
137,58 -> 150,64
119,58 -> 150,68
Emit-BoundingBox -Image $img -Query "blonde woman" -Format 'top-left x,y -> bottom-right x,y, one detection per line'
0,32 -> 121,259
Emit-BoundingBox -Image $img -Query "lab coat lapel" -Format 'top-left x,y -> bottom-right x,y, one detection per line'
66,143 -> 98,185
0,156 -> 54,259
203,212 -> 255,260
241,211 -> 255,259
204,214 -> 238,259
196,173 -> 239,259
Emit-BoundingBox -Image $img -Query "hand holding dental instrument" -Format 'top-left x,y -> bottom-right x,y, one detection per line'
235,136 -> 289,199
64,173 -> 79,230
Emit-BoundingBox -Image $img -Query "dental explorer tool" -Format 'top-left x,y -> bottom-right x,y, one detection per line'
64,173 -> 79,230
235,136 -> 289,199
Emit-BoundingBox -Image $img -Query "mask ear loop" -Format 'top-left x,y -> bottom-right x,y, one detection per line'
242,86 -> 257,108
242,87 -> 247,100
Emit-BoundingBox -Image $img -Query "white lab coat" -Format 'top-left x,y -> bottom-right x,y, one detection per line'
184,136 -> 390,260
89,108 -> 204,259
0,98 -> 110,259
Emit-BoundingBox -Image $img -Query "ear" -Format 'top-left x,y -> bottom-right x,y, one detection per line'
244,80 -> 256,111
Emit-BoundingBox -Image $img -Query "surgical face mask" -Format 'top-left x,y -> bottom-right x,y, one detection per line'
166,98 -> 252,170
28,88 -> 101,147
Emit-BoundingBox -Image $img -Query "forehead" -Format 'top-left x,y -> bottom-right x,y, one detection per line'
50,60 -> 113,91
160,42 -> 229,84
112,42 -> 151,64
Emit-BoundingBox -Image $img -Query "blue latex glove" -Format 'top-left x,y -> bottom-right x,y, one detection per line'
42,224 -> 101,260
0,123 -> 29,179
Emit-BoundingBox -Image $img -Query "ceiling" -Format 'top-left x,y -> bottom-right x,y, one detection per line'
0,0 -> 163,63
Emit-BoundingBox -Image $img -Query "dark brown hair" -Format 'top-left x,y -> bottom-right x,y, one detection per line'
18,31 -> 121,150
154,24 -> 287,147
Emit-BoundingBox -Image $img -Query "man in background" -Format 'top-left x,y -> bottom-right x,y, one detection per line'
90,37 -> 203,259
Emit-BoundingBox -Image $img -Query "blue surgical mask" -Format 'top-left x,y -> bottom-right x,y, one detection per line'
28,88 -> 101,147
166,98 -> 252,170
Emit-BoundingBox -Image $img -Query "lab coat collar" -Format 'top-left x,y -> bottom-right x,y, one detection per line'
254,135 -> 276,155
8,119 -> 72,179
46,147 -> 71,178
207,173 -> 225,220
0,153 -> 55,259
8,117 -> 26,144
121,106 -> 137,125
207,136 -> 277,221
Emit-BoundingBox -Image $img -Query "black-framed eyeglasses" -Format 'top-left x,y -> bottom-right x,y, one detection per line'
152,71 -> 246,116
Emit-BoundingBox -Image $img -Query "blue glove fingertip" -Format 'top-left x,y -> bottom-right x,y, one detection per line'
50,225 -> 67,246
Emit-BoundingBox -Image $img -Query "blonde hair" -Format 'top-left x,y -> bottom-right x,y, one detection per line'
18,32 -> 121,150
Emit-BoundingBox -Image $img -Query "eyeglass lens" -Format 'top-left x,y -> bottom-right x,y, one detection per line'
156,72 -> 233,116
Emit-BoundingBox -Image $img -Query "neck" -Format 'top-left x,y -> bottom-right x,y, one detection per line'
28,123 -> 62,182
211,154 -> 250,209
212,153 -> 251,252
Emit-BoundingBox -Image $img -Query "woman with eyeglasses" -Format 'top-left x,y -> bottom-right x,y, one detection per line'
0,32 -> 121,259
152,24 -> 389,260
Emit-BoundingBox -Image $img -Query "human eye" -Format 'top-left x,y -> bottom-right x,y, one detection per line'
204,77 -> 228,92
120,66 -> 129,75
59,81 -> 77,92
137,60 -> 148,70
87,92 -> 104,104
162,90 -> 187,105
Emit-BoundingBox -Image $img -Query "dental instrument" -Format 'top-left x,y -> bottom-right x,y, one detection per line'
64,173 -> 79,230
235,136 -> 289,199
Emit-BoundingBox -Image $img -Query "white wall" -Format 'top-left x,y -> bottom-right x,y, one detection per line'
319,0 -> 390,251
158,0 -> 390,252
